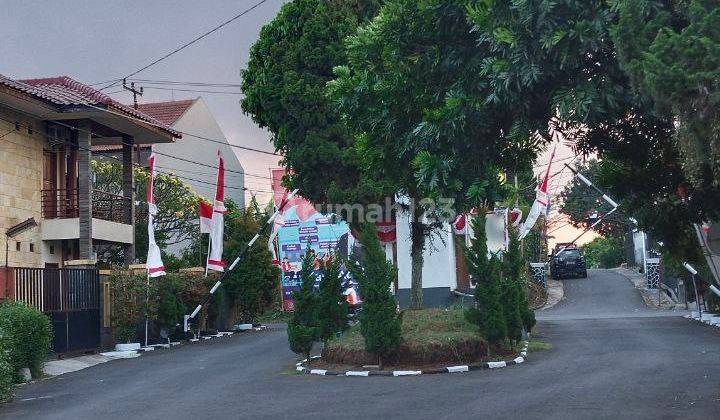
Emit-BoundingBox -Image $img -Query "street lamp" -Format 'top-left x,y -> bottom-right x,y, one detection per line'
5,218 -> 37,267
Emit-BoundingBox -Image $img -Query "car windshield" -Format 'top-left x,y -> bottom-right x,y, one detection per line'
557,250 -> 580,260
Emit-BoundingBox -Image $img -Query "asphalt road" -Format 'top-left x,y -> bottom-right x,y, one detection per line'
3,269 -> 720,419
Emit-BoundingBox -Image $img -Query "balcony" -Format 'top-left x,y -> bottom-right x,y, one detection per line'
40,189 -> 134,244
41,189 -> 130,223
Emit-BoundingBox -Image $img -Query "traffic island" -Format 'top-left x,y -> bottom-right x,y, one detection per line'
295,309 -> 530,377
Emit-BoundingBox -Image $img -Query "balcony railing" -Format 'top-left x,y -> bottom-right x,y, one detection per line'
41,189 -> 131,223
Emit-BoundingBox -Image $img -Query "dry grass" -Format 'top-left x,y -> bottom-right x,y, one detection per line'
317,309 -> 514,369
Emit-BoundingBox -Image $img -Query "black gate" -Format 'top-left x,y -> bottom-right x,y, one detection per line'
14,267 -> 101,353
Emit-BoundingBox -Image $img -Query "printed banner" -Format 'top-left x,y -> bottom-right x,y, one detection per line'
271,169 -> 353,311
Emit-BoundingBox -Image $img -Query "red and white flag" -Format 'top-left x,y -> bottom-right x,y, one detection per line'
198,201 -> 213,234
146,153 -> 166,277
452,214 -> 468,235
207,151 -> 226,272
519,145 -> 556,239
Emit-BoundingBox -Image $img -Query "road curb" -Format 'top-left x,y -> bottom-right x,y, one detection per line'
296,341 -> 529,377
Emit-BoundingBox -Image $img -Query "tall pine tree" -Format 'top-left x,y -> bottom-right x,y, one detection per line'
317,256 -> 349,344
504,225 -> 536,334
287,249 -> 319,359
348,223 -> 402,368
465,212 -> 507,354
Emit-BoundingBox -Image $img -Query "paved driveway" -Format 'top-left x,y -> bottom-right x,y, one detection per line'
2,269 -> 719,419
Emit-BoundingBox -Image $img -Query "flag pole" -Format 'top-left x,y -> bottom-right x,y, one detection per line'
144,272 -> 150,347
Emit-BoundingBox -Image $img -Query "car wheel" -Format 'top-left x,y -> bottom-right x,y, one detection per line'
581,270 -> 588,278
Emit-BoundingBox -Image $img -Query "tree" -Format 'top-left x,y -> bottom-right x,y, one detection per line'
330,0 -> 527,308
559,159 -> 626,236
241,0 -> 382,206
464,212 -> 506,354
222,201 -> 281,323
501,226 -> 528,344
581,236 -> 625,269
612,0 -> 720,191
317,256 -> 349,344
91,159 -> 199,266
348,223 -> 402,368
287,249 -> 319,359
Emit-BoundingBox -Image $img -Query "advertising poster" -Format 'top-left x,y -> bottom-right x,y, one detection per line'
271,169 -> 352,311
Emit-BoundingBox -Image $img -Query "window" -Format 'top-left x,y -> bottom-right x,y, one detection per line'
15,242 -> 20,251
29,243 -> 35,252
49,245 -> 55,255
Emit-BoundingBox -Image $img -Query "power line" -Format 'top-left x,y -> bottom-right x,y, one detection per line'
152,151 -> 272,180
128,78 -> 241,88
77,99 -> 281,156
141,86 -> 243,95
98,0 -> 271,91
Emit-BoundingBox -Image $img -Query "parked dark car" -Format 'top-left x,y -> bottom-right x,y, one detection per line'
550,246 -> 588,279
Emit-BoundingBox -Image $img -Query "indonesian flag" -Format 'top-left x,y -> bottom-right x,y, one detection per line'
199,201 -> 213,234
207,151 -> 226,272
452,214 -> 468,235
519,145 -> 556,240
376,221 -> 397,244
146,153 -> 166,277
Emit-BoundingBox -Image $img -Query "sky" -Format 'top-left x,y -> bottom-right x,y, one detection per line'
0,0 -> 591,253
0,0 -> 287,203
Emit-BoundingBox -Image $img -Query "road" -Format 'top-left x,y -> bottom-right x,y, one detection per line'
2,269 -> 720,419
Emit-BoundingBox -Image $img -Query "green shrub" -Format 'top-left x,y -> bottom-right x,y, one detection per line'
464,213 -> 506,354
155,274 -> 187,331
0,301 -> 53,380
288,250 -> 320,359
581,235 -> 625,268
108,273 -> 148,344
349,223 -> 403,368
0,340 -> 13,401
317,257 -> 349,344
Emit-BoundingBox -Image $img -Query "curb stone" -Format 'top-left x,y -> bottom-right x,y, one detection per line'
297,341 -> 529,377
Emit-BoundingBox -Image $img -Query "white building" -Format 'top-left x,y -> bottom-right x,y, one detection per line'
95,97 -> 245,207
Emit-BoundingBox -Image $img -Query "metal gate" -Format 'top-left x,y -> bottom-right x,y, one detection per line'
13,267 -> 101,353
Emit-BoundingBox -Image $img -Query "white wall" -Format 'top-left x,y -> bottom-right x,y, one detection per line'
396,209 -> 457,291
153,98 -> 246,208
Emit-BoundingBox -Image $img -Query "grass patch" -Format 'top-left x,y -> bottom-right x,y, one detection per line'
329,308 -> 478,349
317,309 -> 516,369
256,310 -> 293,324
527,340 -> 552,352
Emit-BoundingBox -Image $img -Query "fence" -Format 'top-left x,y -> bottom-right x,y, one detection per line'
10,267 -> 101,353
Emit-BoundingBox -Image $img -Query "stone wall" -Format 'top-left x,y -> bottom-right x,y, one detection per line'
0,108 -> 43,267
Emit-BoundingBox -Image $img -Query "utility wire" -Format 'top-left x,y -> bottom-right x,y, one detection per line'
141,86 -> 243,95
98,0 -> 271,91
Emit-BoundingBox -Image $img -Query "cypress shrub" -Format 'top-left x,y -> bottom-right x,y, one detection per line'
287,250 -> 319,359
502,226 -> 525,344
464,212 -> 507,354
349,223 -> 402,368
317,256 -> 349,344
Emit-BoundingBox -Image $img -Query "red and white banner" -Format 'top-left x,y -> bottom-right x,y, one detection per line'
376,221 -> 397,244
452,214 -> 468,235
519,145 -> 556,239
146,153 -> 165,277
510,207 -> 523,227
198,201 -> 213,234
207,151 -> 226,272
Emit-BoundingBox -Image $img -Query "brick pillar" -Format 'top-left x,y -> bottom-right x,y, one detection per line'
77,120 -> 93,259
122,135 -> 136,265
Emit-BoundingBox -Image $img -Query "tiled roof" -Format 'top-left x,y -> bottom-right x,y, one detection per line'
0,75 -> 179,137
137,99 -> 195,126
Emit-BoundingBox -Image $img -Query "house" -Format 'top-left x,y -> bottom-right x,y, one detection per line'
94,98 -> 246,208
0,75 -> 179,268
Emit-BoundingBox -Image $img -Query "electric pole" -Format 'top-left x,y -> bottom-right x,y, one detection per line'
122,78 -> 143,109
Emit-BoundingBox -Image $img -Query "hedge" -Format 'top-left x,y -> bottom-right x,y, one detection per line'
0,301 -> 53,381
0,340 -> 12,402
